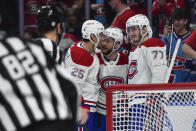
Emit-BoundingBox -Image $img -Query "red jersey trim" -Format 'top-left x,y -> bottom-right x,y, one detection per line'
70,43 -> 93,67
141,38 -> 166,48
116,53 -> 129,65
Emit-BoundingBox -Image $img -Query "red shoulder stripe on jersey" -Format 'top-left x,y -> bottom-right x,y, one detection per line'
70,43 -> 93,67
141,38 -> 166,48
96,53 -> 105,65
116,53 -> 129,65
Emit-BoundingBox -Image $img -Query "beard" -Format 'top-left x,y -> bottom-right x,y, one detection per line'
102,47 -> 113,56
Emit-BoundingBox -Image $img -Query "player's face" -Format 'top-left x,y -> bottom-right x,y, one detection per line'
127,26 -> 141,44
173,18 -> 187,33
101,36 -> 115,56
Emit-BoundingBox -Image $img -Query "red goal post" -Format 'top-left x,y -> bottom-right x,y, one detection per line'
106,83 -> 196,131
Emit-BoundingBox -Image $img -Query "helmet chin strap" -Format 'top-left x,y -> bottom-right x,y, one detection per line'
89,35 -> 100,52
105,42 -> 117,57
135,30 -> 147,46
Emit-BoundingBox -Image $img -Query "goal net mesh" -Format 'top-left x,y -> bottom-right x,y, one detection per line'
106,83 -> 196,131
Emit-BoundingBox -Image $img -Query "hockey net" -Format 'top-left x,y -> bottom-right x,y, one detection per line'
106,83 -> 196,131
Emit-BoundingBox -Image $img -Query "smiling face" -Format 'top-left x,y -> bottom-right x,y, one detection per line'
173,18 -> 188,33
127,26 -> 142,45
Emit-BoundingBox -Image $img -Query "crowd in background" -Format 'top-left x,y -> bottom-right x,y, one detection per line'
22,0 -> 196,84
22,0 -> 196,39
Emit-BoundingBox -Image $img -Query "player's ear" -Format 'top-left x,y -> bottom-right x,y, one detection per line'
142,26 -> 147,35
90,33 -> 98,43
114,42 -> 120,49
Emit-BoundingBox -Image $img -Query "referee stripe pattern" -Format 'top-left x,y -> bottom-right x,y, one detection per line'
0,37 -> 77,131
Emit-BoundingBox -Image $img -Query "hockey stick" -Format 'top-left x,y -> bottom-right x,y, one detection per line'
167,24 -> 174,66
164,39 -> 181,83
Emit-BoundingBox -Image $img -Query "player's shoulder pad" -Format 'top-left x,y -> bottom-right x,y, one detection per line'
96,53 -> 105,65
117,52 -> 129,65
70,43 -> 93,67
141,38 -> 166,48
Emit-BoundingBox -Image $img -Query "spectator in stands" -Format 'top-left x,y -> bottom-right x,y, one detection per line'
161,7 -> 196,82
0,0 -> 79,131
34,4 -> 64,64
128,0 -> 147,15
152,0 -> 190,38
108,0 -> 136,51
66,9 -> 82,40
182,30 -> 196,59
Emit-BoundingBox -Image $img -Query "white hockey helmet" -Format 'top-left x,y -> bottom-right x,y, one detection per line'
103,27 -> 123,47
102,27 -> 123,56
126,14 -> 152,38
81,20 -> 104,46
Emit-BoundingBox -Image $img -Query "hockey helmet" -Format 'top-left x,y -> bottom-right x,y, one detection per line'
103,27 -> 123,46
126,14 -> 152,38
81,20 -> 104,46
101,27 -> 123,56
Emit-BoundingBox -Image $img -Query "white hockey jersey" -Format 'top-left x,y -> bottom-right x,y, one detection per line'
96,52 -> 129,115
63,41 -> 100,112
128,38 -> 168,84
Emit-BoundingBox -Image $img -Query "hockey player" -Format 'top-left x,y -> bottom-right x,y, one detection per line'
126,14 -> 168,131
126,14 -> 168,84
63,20 -> 104,131
35,4 -> 64,64
95,27 -> 129,131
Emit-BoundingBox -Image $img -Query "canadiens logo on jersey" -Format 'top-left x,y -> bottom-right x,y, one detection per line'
172,56 -> 186,70
128,60 -> 138,79
98,77 -> 124,91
